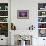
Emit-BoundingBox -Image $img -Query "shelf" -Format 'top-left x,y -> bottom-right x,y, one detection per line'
0,16 -> 8,17
0,22 -> 8,23
38,22 -> 46,23
38,28 -> 46,29
38,15 -> 46,17
38,10 -> 46,11
0,10 -> 8,11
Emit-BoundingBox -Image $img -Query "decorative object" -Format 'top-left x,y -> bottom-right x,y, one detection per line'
42,12 -> 45,15
29,25 -> 35,30
38,17 -> 46,22
38,23 -> 46,28
0,11 -> 8,16
21,40 -> 25,46
0,3 -> 8,10
38,3 -> 46,10
39,29 -> 46,37
38,11 -> 46,16
0,23 -> 8,37
11,23 -> 16,30
5,6 -> 8,10
17,10 -> 29,19
0,17 -> 8,22
43,39 -> 46,46
15,35 -> 32,46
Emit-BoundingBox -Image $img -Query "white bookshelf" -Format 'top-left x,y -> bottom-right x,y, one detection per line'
38,3 -> 46,37
0,3 -> 8,38
0,0 -> 11,45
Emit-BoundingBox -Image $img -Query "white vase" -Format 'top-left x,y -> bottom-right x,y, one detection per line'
21,40 -> 25,46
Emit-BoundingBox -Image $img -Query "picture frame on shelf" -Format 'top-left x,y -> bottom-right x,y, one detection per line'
17,10 -> 29,19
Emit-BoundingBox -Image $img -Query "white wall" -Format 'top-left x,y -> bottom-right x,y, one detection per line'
0,0 -> 9,45
11,0 -> 38,30
11,0 -> 46,46
11,0 -> 46,30
1,0 -> 46,46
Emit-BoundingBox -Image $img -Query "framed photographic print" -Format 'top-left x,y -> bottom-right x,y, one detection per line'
17,10 -> 29,19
